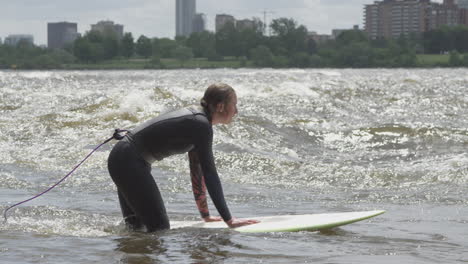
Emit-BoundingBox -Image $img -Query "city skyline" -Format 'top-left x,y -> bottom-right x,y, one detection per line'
0,0 -> 446,46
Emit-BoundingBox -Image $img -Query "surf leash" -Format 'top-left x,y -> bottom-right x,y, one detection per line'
2,129 -> 129,223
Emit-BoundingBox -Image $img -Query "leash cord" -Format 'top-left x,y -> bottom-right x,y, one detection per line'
2,129 -> 128,222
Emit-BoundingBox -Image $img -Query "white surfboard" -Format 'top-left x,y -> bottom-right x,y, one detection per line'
171,210 -> 385,233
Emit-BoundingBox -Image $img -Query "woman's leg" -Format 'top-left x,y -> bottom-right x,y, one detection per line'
108,141 -> 170,231
117,190 -> 143,230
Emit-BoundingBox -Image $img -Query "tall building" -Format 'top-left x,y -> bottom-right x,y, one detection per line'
91,20 -> 124,39
48,22 -> 80,49
364,0 -> 466,39
237,19 -> 260,32
456,0 -> 468,9
365,0 -> 431,39
192,13 -> 206,33
4,34 -> 34,46
215,14 -> 236,32
176,0 -> 196,37
430,0 -> 460,29
364,1 -> 392,39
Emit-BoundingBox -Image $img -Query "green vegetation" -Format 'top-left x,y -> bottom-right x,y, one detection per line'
1,19 -> 468,69
417,54 -> 450,66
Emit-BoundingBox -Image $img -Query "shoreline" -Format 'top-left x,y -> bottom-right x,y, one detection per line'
0,54 -> 461,70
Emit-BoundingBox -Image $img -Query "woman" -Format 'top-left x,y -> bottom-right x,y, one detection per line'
108,83 -> 259,232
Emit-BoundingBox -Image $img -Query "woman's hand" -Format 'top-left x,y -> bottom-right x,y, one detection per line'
226,217 -> 260,228
203,216 -> 223,222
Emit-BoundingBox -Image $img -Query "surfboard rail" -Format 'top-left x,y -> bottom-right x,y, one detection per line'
171,210 -> 386,233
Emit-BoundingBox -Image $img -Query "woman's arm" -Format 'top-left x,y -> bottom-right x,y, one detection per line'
188,150 -> 210,219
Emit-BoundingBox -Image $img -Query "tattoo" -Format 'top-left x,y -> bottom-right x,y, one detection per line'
189,151 -> 209,218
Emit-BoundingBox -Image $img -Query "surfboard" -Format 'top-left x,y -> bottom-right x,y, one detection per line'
171,210 -> 385,233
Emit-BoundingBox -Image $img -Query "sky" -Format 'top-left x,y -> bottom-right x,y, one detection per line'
0,0 -> 444,46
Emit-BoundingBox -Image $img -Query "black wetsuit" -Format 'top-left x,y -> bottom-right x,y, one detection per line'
107,107 -> 232,231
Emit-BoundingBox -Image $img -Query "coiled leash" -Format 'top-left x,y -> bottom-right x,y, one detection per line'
2,129 -> 129,222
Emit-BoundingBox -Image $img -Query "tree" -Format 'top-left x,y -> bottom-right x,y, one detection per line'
121,33 -> 134,58
73,36 -> 93,62
102,34 -> 119,59
307,38 -> 317,55
72,30 -> 118,62
152,38 -> 161,57
186,31 -> 216,58
449,50 -> 463,66
250,45 -> 273,67
136,35 -> 152,58
335,30 -> 368,48
49,49 -> 75,64
238,27 -> 264,58
463,53 -> 468,67
270,18 -> 308,55
158,38 -> 178,58
289,52 -> 311,68
173,46 -> 193,67
87,30 -> 104,43
216,21 -> 241,57
333,42 -> 375,67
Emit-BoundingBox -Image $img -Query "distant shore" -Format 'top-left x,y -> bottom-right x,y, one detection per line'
36,54 -> 456,70
2,54 -> 459,70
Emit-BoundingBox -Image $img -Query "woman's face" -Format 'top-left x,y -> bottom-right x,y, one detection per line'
214,93 -> 238,124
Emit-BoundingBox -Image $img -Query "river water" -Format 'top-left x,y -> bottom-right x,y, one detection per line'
0,69 -> 466,263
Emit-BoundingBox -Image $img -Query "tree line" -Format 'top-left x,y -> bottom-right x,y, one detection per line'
1,18 -> 468,69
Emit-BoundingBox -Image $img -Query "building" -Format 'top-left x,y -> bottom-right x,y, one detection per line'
48,22 -> 80,49
430,0 -> 460,29
215,14 -> 236,32
364,1 -> 392,39
332,25 -> 361,39
4,34 -> 34,46
308,32 -> 332,44
460,8 -> 468,25
91,20 -> 124,39
364,0 -> 467,39
192,13 -> 206,33
456,0 -> 468,25
456,0 -> 468,9
237,18 -> 263,32
236,18 -> 263,32
176,0 -> 196,37
365,0 -> 431,39
236,19 -> 255,31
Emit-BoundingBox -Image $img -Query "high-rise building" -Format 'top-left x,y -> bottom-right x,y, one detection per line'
215,14 -> 236,32
430,1 -> 460,29
364,0 -> 466,39
176,0 -> 196,37
48,22 -> 80,49
365,0 -> 431,39
237,19 -> 260,32
91,20 -> 124,39
456,0 -> 468,9
4,34 -> 34,46
192,13 -> 206,33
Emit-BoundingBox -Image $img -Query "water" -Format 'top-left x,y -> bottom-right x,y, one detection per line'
0,69 -> 467,263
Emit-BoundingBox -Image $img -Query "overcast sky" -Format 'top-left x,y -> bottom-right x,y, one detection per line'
0,0 -> 444,46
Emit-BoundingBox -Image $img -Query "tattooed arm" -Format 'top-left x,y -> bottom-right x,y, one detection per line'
188,150 -> 212,220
